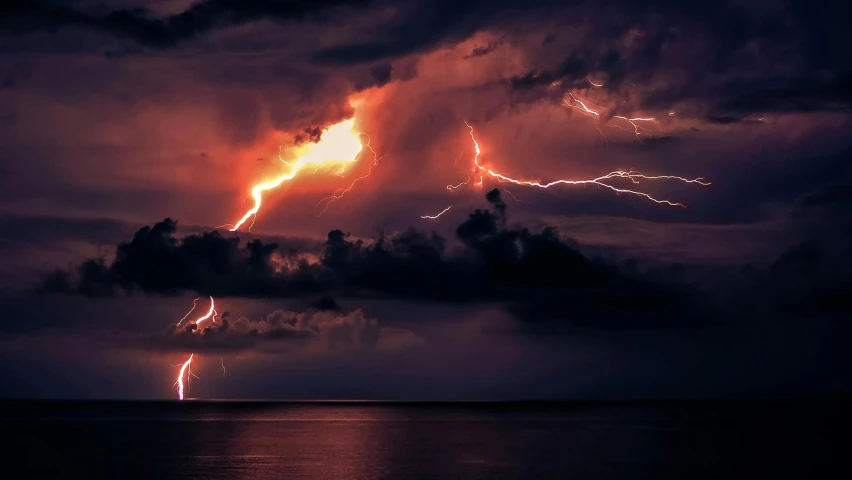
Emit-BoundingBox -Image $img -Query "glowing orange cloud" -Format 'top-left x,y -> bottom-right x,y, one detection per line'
452,121 -> 710,207
315,133 -> 386,216
229,118 -> 365,232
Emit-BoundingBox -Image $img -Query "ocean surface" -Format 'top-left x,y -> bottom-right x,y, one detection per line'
3,400 -> 846,479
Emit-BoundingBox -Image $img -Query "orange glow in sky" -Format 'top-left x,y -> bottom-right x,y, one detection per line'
229,118 -> 365,232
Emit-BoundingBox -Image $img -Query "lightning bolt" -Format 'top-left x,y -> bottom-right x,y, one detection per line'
315,133 -> 386,216
447,176 -> 471,190
229,118 -> 365,232
175,353 -> 194,401
192,296 -> 217,329
220,357 -> 227,377
566,92 -> 654,140
171,296 -> 219,399
456,121 -> 709,207
421,206 -> 452,219
175,297 -> 201,328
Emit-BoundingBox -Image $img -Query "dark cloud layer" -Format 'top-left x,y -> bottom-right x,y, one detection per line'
39,187 -> 852,333
39,190 -> 708,329
1,0 -> 371,49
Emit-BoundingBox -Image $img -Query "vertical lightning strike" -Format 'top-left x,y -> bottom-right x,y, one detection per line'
421,206 -> 452,219
175,353 -> 194,401
229,118 -> 365,232
171,297 -> 220,399
193,296 -> 217,329
457,122 -> 710,207
220,357 -> 227,377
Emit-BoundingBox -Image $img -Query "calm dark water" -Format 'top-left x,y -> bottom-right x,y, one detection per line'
2,400 -> 847,479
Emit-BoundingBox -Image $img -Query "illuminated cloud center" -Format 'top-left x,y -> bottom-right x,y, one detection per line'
230,118 -> 364,231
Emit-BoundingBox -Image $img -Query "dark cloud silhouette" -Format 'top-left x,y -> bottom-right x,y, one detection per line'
4,0 -> 849,121
37,191 -> 701,329
1,0 -> 372,49
501,2 -> 852,119
768,241 -> 852,315
293,126 -> 323,145
463,35 -> 505,59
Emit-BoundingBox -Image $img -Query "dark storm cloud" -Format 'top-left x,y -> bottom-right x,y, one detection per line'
0,0 -> 372,49
38,190 -> 703,329
4,0 -> 848,123
499,2 -> 852,119
463,35 -> 505,60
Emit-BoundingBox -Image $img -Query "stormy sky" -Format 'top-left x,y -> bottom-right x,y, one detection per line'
0,0 -> 850,399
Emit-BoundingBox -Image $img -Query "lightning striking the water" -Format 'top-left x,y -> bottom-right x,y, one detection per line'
175,353 -> 194,401
171,296 -> 220,400
229,118 -> 365,232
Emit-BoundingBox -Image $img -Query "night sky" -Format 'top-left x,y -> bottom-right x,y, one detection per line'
0,0 -> 850,400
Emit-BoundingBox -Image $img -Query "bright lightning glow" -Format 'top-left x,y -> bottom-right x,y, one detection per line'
421,206 -> 452,219
315,133 -> 386,215
565,93 -> 655,139
193,296 -> 217,329
175,353 -> 193,400
447,176 -> 471,190
458,121 -> 709,207
230,119 -> 364,232
171,297 -> 218,399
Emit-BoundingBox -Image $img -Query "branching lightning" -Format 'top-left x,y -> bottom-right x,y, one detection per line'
192,296 -> 217,329
449,121 -> 709,207
175,297 -> 201,328
171,296 -> 220,400
175,353 -> 194,401
566,93 -> 655,140
421,206 -> 452,219
229,119 -> 366,232
315,133 -> 387,216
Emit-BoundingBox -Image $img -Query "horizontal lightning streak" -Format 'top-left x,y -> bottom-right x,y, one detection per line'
461,121 -> 709,207
421,206 -> 452,219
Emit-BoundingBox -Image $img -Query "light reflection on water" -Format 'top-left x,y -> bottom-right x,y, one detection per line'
3,401 -> 844,479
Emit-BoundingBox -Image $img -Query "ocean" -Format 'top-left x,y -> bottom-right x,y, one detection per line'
3,400 -> 846,479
